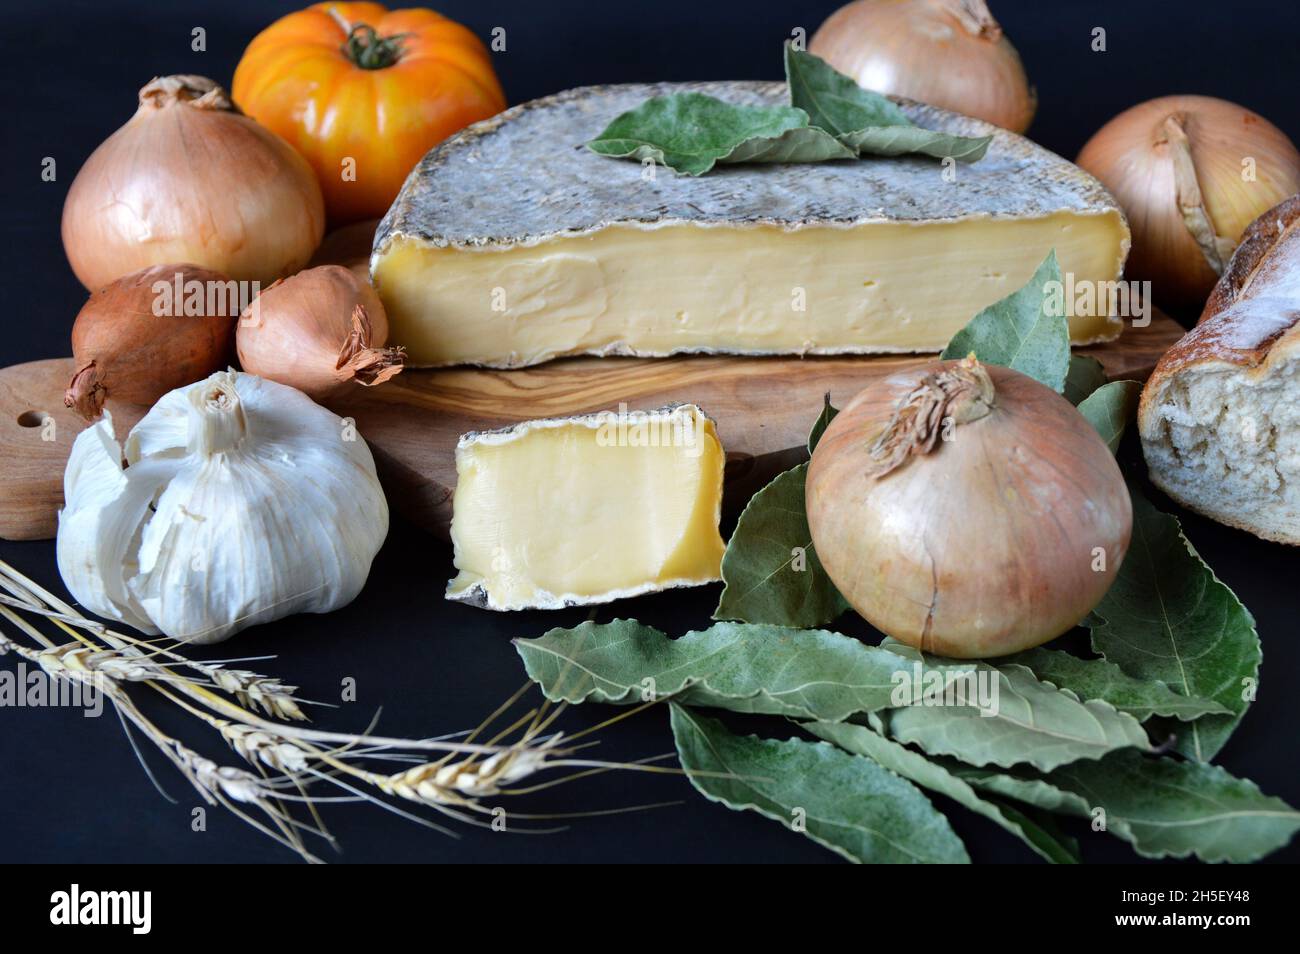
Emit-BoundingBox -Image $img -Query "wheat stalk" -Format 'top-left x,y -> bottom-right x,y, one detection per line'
0,558 -> 673,860
0,591 -> 306,720
0,623 -> 320,859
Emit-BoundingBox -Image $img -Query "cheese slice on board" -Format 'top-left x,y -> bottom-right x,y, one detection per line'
447,404 -> 726,611
373,81 -> 1130,368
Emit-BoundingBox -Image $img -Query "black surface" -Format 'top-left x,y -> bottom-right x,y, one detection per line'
2,0 -> 1298,864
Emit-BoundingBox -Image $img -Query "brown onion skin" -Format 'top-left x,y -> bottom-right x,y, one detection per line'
68,263 -> 239,419
806,363 -> 1131,658
308,219 -> 382,286
1077,95 -> 1300,313
810,0 -> 1036,133
236,265 -> 394,403
61,75 -> 325,291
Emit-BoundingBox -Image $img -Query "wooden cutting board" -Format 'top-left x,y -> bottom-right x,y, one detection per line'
0,315 -> 1184,541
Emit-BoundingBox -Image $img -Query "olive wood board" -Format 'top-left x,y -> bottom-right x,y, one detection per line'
0,313 -> 1183,541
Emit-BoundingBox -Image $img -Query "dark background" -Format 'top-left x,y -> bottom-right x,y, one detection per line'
2,0 -> 1298,864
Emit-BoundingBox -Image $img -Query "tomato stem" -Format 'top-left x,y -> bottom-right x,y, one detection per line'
342,23 -> 409,70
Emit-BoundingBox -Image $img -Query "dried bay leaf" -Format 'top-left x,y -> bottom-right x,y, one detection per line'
951,750 -> 1300,864
1076,379 -> 1141,453
670,705 -> 970,863
808,720 -> 1080,863
515,619 -> 970,721
941,250 -> 1071,392
881,660 -> 1151,772
1087,486 -> 1261,761
806,395 -> 838,454
516,621 -> 1152,775
784,45 -> 990,162
1064,354 -> 1108,404
713,463 -> 849,627
1002,647 -> 1229,722
586,92 -> 853,176
587,46 -> 989,176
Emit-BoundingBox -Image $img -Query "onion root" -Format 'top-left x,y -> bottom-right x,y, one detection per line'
336,305 -> 405,387
64,362 -> 108,421
867,355 -> 994,477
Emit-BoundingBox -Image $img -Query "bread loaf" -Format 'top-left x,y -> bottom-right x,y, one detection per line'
1138,194 -> 1300,544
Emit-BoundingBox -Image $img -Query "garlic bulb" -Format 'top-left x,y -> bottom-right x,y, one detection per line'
57,370 -> 388,644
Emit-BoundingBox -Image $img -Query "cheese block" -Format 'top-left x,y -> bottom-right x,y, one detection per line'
446,404 -> 726,610
373,81 -> 1130,368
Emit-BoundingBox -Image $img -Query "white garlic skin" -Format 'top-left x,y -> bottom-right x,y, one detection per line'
57,370 -> 389,644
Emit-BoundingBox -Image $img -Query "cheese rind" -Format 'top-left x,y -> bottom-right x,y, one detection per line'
447,404 -> 727,611
374,81 -> 1130,368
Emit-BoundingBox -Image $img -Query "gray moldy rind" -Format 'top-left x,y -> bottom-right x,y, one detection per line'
373,80 -> 1127,261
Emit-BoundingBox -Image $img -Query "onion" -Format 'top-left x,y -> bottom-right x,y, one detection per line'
809,0 -> 1035,133
806,357 -> 1131,658
1077,95 -> 1300,312
62,75 -> 325,290
65,263 -> 239,421
236,265 -> 403,403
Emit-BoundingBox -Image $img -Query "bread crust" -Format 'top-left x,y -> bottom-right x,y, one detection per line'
1200,193 -> 1300,323
1140,196 -> 1300,433
1139,195 -> 1300,543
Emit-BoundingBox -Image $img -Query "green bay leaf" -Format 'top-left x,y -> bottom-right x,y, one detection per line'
585,92 -> 853,176
1087,485 -> 1260,761
1076,380 -> 1140,453
881,660 -> 1151,772
1003,647 -> 1229,722
713,462 -> 849,628
840,125 -> 992,162
514,619 -> 965,721
941,250 -> 1070,392
1063,354 -> 1108,405
723,124 -> 856,164
670,705 -> 969,863
784,45 -> 990,162
953,750 -> 1300,864
807,395 -> 839,454
808,720 -> 1079,863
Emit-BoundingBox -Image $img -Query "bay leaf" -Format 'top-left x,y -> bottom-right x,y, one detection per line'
882,660 -> 1151,771
723,124 -> 857,165
784,45 -> 990,162
807,395 -> 839,454
516,620 -> 1153,774
515,619 -> 967,721
953,750 -> 1300,864
1063,354 -> 1108,405
1003,647 -> 1229,722
807,720 -> 1080,863
670,704 -> 969,863
586,92 -> 853,177
1076,380 -> 1141,453
940,250 -> 1070,392
713,463 -> 849,627
840,125 -> 993,163
1087,485 -> 1260,761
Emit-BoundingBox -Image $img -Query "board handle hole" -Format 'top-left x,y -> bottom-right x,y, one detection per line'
18,410 -> 50,428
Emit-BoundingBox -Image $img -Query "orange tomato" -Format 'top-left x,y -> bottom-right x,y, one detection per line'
233,3 -> 505,224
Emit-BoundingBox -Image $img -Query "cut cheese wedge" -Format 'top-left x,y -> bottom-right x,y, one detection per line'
446,404 -> 726,610
373,81 -> 1130,368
